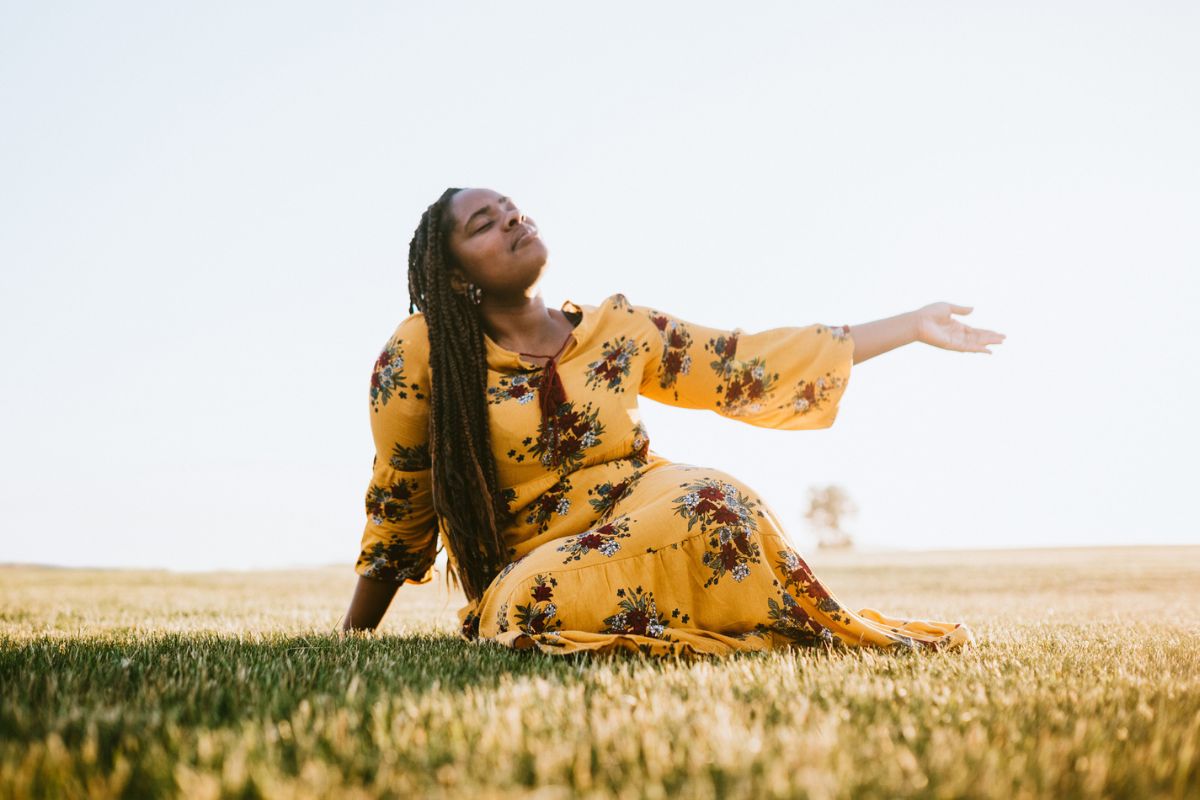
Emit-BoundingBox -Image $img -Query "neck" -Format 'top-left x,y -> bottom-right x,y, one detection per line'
478,290 -> 568,355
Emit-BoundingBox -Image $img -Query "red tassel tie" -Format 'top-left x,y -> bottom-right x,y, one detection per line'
520,332 -> 574,467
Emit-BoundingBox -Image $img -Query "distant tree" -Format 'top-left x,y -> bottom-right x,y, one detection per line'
805,485 -> 857,550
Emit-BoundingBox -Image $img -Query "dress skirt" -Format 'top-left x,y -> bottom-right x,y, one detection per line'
466,459 -> 973,658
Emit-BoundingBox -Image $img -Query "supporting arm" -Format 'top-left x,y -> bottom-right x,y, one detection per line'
339,575 -> 400,633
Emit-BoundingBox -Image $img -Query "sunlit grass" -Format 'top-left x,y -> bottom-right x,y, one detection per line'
2,546 -> 1197,798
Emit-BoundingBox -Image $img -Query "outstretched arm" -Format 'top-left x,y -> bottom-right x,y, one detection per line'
849,302 -> 1005,364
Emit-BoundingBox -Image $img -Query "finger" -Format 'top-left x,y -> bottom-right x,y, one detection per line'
964,326 -> 1005,343
949,304 -> 973,315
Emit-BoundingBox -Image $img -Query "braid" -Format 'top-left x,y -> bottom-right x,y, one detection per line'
407,188 -> 507,603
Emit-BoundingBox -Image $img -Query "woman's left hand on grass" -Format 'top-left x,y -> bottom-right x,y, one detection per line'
913,302 -> 1006,354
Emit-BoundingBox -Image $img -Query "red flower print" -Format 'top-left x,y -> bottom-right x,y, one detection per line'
724,333 -> 739,358
585,338 -> 640,393
756,591 -> 839,648
713,506 -> 742,526
514,574 -> 563,636
719,542 -> 740,570
664,351 -> 684,375
673,478 -> 763,587
528,401 -> 605,473
556,515 -> 633,563
788,372 -> 846,416
647,310 -> 694,395
601,585 -> 677,640
587,473 -> 644,521
624,609 -> 651,635
776,548 -> 835,604
369,340 -> 414,411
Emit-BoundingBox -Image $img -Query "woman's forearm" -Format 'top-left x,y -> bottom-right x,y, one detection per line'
340,574 -> 400,632
846,310 -> 918,365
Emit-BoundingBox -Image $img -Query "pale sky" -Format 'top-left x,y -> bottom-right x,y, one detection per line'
2,2 -> 1197,572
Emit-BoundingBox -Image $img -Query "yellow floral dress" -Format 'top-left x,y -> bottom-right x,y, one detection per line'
358,294 -> 975,658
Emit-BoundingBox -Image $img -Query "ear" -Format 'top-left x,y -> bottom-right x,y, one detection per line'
448,270 -> 469,295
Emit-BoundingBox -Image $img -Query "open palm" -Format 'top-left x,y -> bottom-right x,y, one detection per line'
914,303 -> 1006,354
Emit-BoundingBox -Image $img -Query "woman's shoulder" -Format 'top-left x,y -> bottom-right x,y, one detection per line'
596,292 -> 636,314
588,292 -> 652,325
588,293 -> 662,337
374,311 -> 430,380
385,311 -> 430,351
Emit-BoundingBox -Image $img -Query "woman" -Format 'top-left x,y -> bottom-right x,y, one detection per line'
339,187 -> 1005,658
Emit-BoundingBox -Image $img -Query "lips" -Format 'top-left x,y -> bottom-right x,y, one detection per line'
512,225 -> 538,251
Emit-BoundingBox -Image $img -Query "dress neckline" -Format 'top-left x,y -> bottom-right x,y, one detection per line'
483,299 -> 593,371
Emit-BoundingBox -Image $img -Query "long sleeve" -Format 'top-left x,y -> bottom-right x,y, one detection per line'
355,313 -> 439,585
635,304 -> 855,430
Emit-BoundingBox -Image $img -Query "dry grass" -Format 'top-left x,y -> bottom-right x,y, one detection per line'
1,545 -> 1197,798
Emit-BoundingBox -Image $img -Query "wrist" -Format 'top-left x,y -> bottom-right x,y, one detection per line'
905,310 -> 922,344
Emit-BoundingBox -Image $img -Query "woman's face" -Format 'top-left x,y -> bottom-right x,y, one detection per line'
446,188 -> 549,299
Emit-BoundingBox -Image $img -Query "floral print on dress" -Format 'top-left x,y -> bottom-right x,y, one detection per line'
706,333 -> 780,417
647,310 -> 693,398
601,586 -> 681,640
585,337 -> 645,393
365,478 -> 419,525
775,547 -> 846,618
370,339 -> 423,412
587,472 -> 644,522
514,574 -> 563,635
609,293 -> 636,314
630,422 -> 651,466
785,372 -> 847,418
499,554 -> 526,580
556,515 -> 634,563
525,476 -> 573,533
756,590 -> 840,648
672,478 -> 763,587
526,400 -> 605,473
461,610 -> 481,640
823,324 -> 852,340
488,372 -> 542,405
356,539 -> 431,583
495,487 -> 520,528
389,442 -> 431,471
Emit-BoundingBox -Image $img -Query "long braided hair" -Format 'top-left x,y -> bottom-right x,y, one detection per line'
406,187 -> 507,603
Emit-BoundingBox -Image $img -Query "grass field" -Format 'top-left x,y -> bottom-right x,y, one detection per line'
2,546 -> 1197,799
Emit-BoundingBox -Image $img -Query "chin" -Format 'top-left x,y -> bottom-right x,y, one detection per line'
519,252 -> 550,287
